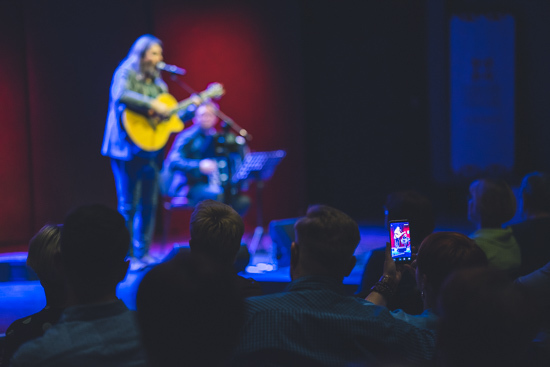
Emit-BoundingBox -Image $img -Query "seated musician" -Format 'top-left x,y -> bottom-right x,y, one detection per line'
161,100 -> 251,216
393,225 -> 404,246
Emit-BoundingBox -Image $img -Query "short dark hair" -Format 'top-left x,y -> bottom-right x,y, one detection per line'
294,205 -> 360,272
27,224 -> 62,288
520,171 -> 550,214
136,252 -> 244,366
385,190 -> 435,247
416,232 -> 488,296
60,204 -> 129,299
469,179 -> 516,226
189,200 -> 244,264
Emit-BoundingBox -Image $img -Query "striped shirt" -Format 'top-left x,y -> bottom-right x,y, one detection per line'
232,276 -> 436,366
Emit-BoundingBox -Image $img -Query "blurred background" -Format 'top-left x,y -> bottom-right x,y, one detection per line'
2,0 -> 550,249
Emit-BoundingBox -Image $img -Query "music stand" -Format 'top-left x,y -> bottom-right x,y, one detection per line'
232,150 -> 286,256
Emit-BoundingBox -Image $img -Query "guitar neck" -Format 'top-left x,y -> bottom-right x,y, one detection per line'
173,97 -> 196,114
173,90 -> 212,114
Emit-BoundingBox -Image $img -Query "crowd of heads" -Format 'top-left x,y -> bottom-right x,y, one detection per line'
6,170 -> 550,366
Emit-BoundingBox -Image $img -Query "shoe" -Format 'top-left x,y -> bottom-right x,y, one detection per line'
140,254 -> 160,265
128,257 -> 146,272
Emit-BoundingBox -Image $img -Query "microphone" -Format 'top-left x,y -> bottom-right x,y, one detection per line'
156,62 -> 186,75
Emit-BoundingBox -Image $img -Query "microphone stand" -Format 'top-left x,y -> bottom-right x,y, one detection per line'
169,74 -> 252,141
214,111 -> 253,142
169,73 -> 196,95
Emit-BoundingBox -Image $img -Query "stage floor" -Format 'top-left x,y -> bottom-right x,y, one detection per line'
0,220 -> 472,335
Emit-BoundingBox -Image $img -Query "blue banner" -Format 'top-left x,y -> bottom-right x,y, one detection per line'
450,15 -> 515,174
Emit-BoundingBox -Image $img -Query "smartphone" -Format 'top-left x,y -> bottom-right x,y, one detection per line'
389,219 -> 412,263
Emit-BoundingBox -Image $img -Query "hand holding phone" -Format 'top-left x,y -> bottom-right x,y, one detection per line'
389,219 -> 412,264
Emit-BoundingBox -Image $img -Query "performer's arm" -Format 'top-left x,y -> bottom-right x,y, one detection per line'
111,67 -> 168,115
177,103 -> 198,122
164,130 -> 202,176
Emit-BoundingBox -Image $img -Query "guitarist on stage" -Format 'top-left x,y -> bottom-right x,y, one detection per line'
161,100 -> 251,216
101,34 -> 199,271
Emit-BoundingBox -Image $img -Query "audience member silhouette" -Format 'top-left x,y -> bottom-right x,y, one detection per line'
188,199 -> 261,297
231,205 -> 436,367
136,251 -> 245,366
437,267 -> 541,367
392,232 -> 488,330
510,171 -> 550,276
3,224 -> 66,365
10,204 -> 146,367
367,232 -> 488,332
359,190 -> 435,314
415,232 -> 488,312
468,178 -> 521,273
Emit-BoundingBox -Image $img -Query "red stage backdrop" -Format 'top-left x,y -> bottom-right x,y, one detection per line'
0,2 -> 33,247
0,0 -> 306,248
154,0 -> 307,232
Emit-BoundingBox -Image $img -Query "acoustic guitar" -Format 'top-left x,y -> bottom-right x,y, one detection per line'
122,82 -> 225,152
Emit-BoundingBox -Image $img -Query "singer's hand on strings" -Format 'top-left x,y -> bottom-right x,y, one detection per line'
150,100 -> 170,117
190,94 -> 202,106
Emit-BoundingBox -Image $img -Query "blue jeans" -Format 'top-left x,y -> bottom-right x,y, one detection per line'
111,156 -> 159,258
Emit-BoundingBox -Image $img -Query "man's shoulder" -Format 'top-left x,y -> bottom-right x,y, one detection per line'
11,308 -> 146,367
10,322 -> 74,366
5,306 -> 64,343
243,286 -> 376,315
235,287 -> 436,366
244,291 -> 291,310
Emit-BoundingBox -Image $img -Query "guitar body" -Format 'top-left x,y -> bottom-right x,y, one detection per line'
121,82 -> 225,152
123,93 -> 184,152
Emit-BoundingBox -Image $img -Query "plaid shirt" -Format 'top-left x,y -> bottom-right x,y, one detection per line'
232,276 -> 436,366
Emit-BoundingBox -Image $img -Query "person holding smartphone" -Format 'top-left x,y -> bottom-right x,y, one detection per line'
366,231 -> 489,331
359,190 -> 435,315
232,205 -> 437,366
